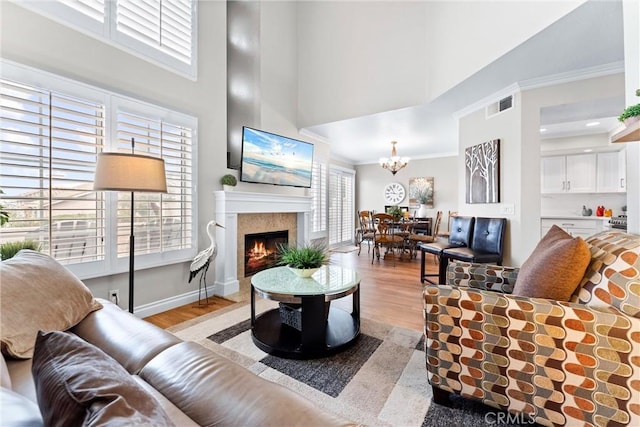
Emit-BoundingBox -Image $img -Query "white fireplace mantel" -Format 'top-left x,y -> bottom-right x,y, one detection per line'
213,191 -> 312,295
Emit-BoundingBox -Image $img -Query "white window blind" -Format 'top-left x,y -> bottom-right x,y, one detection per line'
15,0 -> 196,78
328,168 -> 354,246
115,110 -> 193,258
116,0 -> 193,65
311,162 -> 327,234
1,60 -> 198,278
0,79 -> 105,264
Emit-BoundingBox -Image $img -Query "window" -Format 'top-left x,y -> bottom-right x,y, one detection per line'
328,167 -> 355,246
310,162 -> 327,235
114,108 -> 193,259
15,0 -> 197,78
0,61 -> 197,278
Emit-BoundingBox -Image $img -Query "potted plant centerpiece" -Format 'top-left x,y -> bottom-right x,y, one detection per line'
277,241 -> 328,278
618,89 -> 640,127
220,174 -> 237,191
386,205 -> 403,221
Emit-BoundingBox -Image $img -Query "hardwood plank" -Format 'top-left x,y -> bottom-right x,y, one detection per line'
144,297 -> 235,329
145,244 -> 438,332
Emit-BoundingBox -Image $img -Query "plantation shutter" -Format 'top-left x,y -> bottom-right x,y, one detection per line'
311,162 -> 327,233
60,0 -> 105,22
328,168 -> 355,246
116,110 -> 193,258
116,0 -> 193,64
0,79 -> 105,264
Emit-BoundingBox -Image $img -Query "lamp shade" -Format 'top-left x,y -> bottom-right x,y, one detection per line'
93,152 -> 167,192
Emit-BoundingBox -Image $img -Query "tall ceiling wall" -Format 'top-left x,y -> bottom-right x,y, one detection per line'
297,0 -> 587,129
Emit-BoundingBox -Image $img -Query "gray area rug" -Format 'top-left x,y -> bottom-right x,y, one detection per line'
168,300 -> 532,426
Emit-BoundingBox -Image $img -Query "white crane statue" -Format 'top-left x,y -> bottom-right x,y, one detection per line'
189,220 -> 224,305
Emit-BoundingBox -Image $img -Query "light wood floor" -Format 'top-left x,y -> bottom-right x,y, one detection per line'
145,243 -> 438,332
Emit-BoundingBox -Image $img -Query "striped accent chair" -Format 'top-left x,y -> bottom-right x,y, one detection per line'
423,230 -> 640,427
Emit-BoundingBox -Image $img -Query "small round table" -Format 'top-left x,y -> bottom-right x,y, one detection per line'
251,265 -> 360,359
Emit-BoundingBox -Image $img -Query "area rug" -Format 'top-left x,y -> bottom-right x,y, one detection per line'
167,300 -> 525,426
331,245 -> 360,253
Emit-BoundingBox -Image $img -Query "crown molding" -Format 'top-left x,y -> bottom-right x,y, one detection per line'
453,61 -> 625,120
299,127 -> 330,145
518,61 -> 625,91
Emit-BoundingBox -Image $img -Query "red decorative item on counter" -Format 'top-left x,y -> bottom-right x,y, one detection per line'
596,206 -> 605,216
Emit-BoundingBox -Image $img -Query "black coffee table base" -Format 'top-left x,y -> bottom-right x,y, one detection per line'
251,287 -> 360,359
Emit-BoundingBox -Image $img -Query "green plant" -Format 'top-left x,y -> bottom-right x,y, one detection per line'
386,205 -> 403,219
619,89 -> 640,123
0,189 -> 9,226
277,242 -> 328,269
220,174 -> 237,186
0,240 -> 41,261
618,104 -> 640,123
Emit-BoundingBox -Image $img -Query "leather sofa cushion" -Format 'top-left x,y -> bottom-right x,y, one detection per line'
72,299 -> 181,374
133,376 -> 200,427
0,250 -> 102,359
31,330 -> 173,427
0,387 -> 43,426
0,354 -> 10,389
513,225 -> 591,301
140,341 -> 352,427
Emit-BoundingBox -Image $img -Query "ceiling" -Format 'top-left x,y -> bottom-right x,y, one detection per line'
301,0 -> 625,165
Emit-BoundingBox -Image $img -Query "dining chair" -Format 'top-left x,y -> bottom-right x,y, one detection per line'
437,210 -> 457,239
407,211 -> 442,259
356,210 -> 375,255
371,213 -> 404,265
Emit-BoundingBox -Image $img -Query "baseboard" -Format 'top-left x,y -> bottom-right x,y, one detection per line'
133,286 -> 216,318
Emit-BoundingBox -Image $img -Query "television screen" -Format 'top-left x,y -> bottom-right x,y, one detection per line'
240,127 -> 314,188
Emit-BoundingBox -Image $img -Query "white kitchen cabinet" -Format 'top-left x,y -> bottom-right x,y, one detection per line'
541,218 -> 604,239
541,153 -> 596,193
596,150 -> 626,192
541,156 -> 566,193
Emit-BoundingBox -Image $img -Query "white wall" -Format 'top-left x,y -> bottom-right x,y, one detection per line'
425,1 -> 585,100
622,0 -> 640,235
297,1 -> 429,128
458,98 -> 521,266
0,1 -> 227,314
355,156 -> 458,224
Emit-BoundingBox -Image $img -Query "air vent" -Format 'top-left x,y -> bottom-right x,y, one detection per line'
499,96 -> 513,111
486,94 -> 515,117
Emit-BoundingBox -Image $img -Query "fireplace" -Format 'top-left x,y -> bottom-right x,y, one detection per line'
244,230 -> 288,276
213,191 -> 312,296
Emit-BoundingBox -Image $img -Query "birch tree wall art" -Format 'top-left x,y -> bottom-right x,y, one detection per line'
465,139 -> 500,204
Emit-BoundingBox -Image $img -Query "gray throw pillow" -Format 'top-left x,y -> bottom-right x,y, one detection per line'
31,330 -> 174,427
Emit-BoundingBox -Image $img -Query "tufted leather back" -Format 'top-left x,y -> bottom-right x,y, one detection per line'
470,217 -> 507,256
448,216 -> 474,247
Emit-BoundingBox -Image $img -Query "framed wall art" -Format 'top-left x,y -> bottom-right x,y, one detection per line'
465,139 -> 500,204
408,177 -> 434,209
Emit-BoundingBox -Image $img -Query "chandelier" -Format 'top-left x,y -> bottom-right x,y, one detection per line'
379,140 -> 410,175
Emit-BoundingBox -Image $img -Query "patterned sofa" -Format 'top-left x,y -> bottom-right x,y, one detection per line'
423,230 -> 640,427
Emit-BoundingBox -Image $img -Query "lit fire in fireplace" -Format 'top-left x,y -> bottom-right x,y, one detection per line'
244,230 -> 288,277
248,241 -> 272,260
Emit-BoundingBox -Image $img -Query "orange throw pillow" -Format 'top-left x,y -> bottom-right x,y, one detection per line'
513,225 -> 591,301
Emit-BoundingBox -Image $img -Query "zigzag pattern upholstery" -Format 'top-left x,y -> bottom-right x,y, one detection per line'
424,230 -> 640,427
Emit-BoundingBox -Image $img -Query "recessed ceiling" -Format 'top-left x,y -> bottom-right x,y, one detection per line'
539,96 -> 625,139
302,0 -> 625,165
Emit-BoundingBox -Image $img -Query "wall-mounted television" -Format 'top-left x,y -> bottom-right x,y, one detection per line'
240,126 -> 314,188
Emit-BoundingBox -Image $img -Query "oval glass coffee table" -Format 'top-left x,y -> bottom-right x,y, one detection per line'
251,265 -> 360,359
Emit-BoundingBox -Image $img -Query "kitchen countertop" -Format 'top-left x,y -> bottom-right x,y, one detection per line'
541,215 -> 612,220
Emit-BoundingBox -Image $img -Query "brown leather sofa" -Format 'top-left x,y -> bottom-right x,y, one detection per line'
2,298 -> 352,426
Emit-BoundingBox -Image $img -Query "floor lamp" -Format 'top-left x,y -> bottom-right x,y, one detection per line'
93,145 -> 167,314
